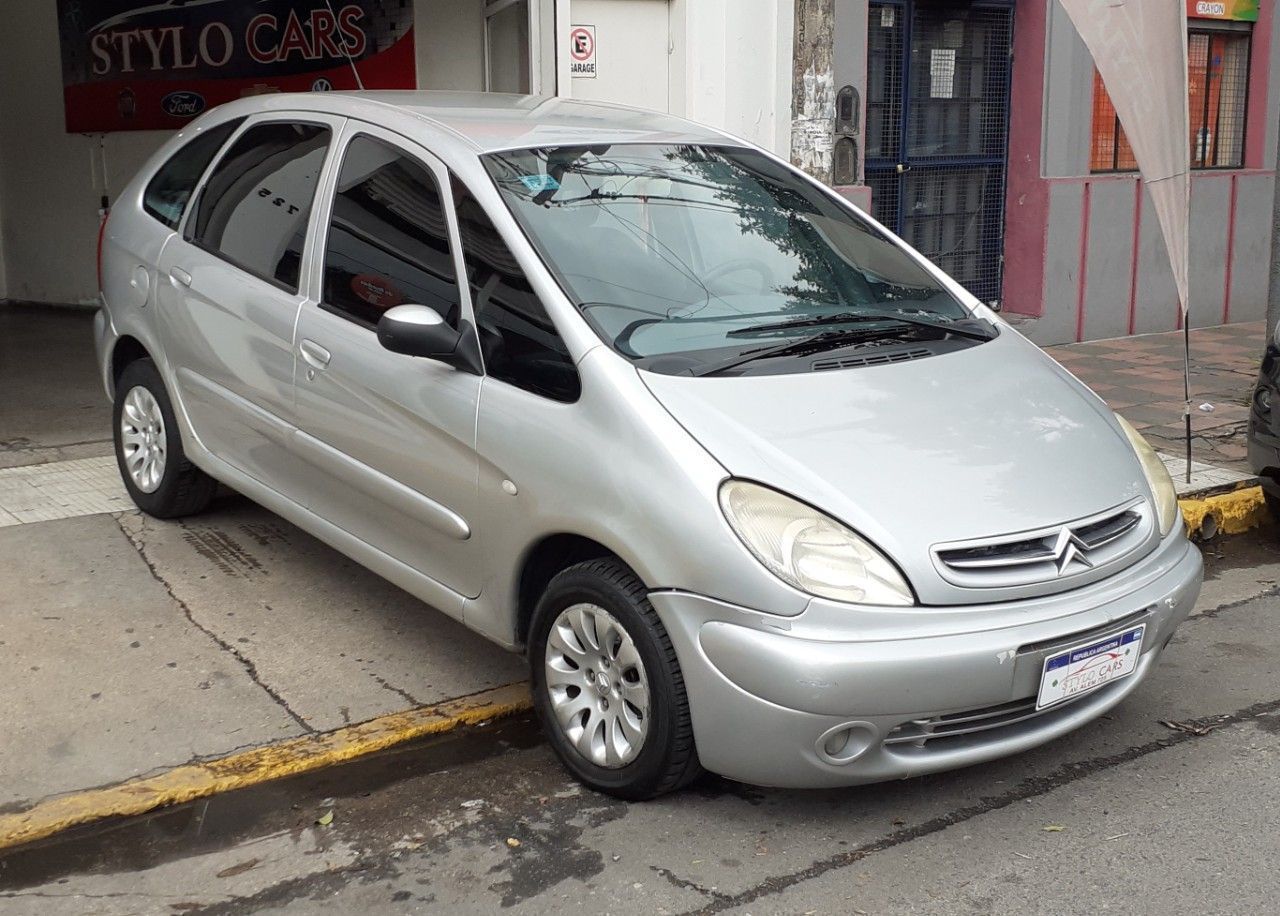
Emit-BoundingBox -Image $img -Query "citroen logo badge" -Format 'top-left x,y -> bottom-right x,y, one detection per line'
1051,528 -> 1093,576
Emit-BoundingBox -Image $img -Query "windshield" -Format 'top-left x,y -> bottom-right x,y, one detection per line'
482,144 -> 976,374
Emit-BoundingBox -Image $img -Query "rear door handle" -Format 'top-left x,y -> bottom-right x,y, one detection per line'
169,267 -> 192,287
299,339 -> 332,371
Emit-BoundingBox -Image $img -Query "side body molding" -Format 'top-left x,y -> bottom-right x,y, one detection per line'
288,429 -> 472,541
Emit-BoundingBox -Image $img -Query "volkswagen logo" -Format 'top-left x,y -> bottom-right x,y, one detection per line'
161,91 -> 206,119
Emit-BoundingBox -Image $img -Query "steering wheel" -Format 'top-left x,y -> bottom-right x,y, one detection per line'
703,258 -> 775,292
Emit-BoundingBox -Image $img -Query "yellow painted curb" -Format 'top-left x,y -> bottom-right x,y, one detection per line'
1179,484 -> 1267,540
0,682 -> 532,853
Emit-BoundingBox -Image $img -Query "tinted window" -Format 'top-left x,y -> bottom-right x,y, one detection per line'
190,122 -> 330,293
452,176 -> 579,402
143,118 -> 243,229
322,136 -> 459,328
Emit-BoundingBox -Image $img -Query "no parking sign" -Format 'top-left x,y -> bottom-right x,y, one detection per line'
569,25 -> 596,78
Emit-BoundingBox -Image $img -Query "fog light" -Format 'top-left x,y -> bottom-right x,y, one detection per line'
815,722 -> 878,765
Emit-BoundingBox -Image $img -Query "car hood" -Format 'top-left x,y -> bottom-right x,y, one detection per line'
639,330 -> 1152,605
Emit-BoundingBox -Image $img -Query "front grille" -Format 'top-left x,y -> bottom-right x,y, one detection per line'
884,614 -> 1153,754
884,696 -> 1046,747
883,691 -> 1097,750
932,501 -> 1151,590
812,347 -> 932,371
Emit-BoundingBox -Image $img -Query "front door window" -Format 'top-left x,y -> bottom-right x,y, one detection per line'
322,135 -> 460,329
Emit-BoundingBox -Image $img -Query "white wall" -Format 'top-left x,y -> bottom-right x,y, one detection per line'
670,0 -> 793,157
0,0 -> 490,306
0,3 -> 168,304
561,0 -> 793,158
416,0 -> 486,91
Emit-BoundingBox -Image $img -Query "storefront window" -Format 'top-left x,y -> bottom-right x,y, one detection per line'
1090,26 -> 1251,172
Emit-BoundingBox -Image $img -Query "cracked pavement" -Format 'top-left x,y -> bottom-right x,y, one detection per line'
0,496 -> 524,810
2,535 -> 1279,914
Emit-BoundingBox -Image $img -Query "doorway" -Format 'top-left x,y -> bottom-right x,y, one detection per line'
864,1 -> 1013,305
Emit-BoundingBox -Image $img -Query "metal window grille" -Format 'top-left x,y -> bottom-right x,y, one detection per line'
1090,26 -> 1252,172
865,2 -> 1014,306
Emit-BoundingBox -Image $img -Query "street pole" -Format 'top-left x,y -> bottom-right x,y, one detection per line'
790,0 -> 835,184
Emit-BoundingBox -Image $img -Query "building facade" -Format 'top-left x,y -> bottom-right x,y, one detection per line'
826,0 -> 1279,344
0,0 -> 1275,345
0,0 -> 794,306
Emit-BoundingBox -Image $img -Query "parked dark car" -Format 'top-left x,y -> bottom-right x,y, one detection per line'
1247,324 -> 1280,517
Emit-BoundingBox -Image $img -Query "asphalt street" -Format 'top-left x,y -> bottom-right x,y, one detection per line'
1,537 -> 1277,915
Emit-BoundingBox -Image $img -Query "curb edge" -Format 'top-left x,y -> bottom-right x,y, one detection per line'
0,682 -> 532,853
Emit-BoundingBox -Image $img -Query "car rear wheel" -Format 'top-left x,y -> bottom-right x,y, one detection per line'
113,358 -> 217,518
529,558 -> 702,799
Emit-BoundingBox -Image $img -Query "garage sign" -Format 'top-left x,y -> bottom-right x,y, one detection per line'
569,25 -> 596,79
56,1 -> 416,133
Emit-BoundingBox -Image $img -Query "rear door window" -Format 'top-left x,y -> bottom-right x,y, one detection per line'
322,135 -> 460,329
189,121 -> 331,293
143,117 -> 244,229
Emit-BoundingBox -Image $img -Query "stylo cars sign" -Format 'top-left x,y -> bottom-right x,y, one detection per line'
56,1 -> 416,132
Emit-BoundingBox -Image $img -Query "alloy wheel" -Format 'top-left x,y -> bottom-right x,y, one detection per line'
543,602 -> 651,768
120,385 -> 167,493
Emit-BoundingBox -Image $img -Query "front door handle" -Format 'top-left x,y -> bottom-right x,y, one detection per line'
169,267 -> 192,287
299,339 -> 331,371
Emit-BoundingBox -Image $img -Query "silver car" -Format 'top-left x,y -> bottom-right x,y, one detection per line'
95,92 -> 1202,799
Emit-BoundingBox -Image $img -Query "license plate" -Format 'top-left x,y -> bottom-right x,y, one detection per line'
1037,624 -> 1145,710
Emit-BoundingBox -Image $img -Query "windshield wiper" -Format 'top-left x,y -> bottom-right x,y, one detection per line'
726,310 -> 996,342
691,329 -> 893,377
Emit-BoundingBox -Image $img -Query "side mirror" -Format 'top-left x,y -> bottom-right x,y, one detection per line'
377,304 -> 482,374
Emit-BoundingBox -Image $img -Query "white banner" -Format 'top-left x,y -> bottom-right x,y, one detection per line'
1057,0 -> 1190,316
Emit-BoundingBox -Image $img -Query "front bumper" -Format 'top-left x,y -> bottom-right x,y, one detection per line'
650,534 -> 1202,788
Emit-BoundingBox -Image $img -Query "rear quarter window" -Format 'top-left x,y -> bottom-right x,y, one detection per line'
142,118 -> 244,230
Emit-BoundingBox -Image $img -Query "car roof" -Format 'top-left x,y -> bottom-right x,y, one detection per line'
210,91 -> 743,155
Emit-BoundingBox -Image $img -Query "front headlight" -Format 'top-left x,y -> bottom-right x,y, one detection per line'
718,480 -> 914,606
1115,414 -> 1179,537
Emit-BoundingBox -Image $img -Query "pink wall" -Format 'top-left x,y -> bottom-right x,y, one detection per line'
999,0 -> 1275,340
999,0 -> 1049,317
1245,0 -> 1274,169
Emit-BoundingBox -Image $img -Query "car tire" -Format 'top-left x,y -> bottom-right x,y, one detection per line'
529,557 -> 703,799
1265,492 -> 1280,525
113,358 -> 217,519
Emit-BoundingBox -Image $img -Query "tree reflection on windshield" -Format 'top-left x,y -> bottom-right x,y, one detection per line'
483,143 -> 970,367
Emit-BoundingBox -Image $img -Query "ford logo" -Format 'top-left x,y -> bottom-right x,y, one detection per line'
161,91 -> 206,119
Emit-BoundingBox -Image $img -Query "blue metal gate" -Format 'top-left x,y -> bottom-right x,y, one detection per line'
865,0 -> 1014,305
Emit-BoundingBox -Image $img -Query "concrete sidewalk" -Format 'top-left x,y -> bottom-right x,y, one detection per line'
1,500 -> 525,811
1,305 -> 526,822
1046,320 -> 1264,478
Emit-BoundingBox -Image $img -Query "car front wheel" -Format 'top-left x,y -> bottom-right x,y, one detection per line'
529,557 -> 702,799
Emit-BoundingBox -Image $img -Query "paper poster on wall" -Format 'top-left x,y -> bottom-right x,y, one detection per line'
569,25 -> 597,78
930,49 -> 956,99
56,1 -> 416,133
